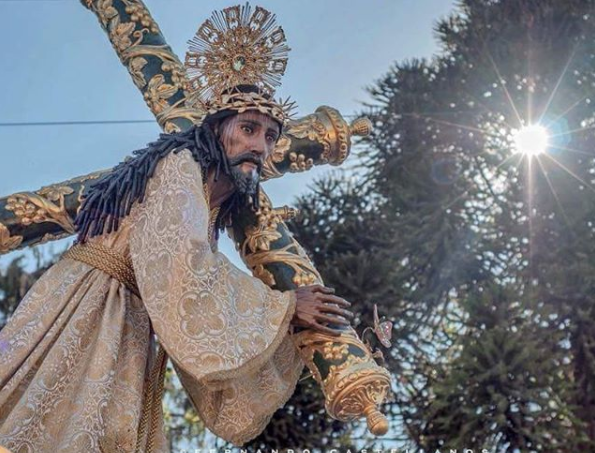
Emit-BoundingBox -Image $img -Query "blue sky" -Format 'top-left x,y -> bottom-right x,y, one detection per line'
0,0 -> 456,269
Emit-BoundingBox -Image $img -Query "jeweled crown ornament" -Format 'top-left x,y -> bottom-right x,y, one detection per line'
185,3 -> 296,125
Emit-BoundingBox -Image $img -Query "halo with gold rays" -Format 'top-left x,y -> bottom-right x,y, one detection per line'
184,3 -> 294,123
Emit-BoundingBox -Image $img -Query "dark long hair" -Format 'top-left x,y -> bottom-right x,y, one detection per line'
74,121 -> 252,242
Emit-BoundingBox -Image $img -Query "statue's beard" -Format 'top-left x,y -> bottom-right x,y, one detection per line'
227,153 -> 262,196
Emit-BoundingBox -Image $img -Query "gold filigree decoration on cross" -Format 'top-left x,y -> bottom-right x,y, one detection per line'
288,113 -> 331,155
5,186 -> 75,234
240,191 -> 320,287
261,108 -> 357,179
0,222 -> 23,254
292,329 -> 392,435
88,0 -> 200,130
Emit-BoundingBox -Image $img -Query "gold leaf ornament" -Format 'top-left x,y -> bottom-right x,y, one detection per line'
124,1 -> 160,34
144,75 -> 178,114
5,186 -> 75,233
288,114 -> 327,143
110,16 -> 136,52
38,185 -> 74,202
161,61 -> 185,89
0,223 -> 23,254
241,191 -> 321,287
129,57 -> 148,88
96,0 -> 118,25
254,264 -> 276,286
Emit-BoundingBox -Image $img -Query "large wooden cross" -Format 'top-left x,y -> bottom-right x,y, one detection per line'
0,0 -> 391,435
0,0 -> 372,292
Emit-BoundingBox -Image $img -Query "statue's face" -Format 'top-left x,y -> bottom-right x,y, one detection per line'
217,111 -> 280,195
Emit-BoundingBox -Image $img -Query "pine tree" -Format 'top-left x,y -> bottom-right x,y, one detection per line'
290,0 -> 595,451
0,250 -> 55,329
410,283 -> 585,451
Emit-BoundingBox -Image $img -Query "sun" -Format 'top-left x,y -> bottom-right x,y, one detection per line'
513,124 -> 550,156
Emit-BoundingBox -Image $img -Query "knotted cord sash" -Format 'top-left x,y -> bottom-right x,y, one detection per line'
63,242 -> 141,298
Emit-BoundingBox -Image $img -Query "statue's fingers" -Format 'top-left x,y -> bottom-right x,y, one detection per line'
310,284 -> 335,294
319,304 -> 354,319
319,294 -> 351,307
315,313 -> 351,325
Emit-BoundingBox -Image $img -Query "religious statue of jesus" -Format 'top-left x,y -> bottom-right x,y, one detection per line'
0,5 -> 354,452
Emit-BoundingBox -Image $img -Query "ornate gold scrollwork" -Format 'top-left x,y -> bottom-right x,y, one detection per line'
59,169 -> 106,213
296,331 -> 365,383
288,151 -> 314,172
37,232 -> 71,246
261,135 -> 290,179
93,0 -> 118,26
0,222 -> 23,254
329,367 -> 391,435
143,74 -> 178,115
261,107 -> 361,178
123,1 -> 160,34
110,17 -> 141,52
124,46 -> 186,85
284,107 -> 351,166
241,191 -> 321,287
129,56 -> 148,88
89,0 -> 204,129
5,186 -> 75,234
316,106 -> 351,165
288,113 -> 331,157
156,98 -> 204,134
293,330 -> 392,436
267,113 -> 327,176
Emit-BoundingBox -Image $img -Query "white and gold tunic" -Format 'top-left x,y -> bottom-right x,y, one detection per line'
0,149 -> 303,452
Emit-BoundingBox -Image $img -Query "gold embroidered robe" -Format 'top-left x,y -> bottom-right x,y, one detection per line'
0,149 -> 304,452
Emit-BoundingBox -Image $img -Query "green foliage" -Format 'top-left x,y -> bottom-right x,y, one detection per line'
162,367 -> 207,450
411,284 -> 587,451
289,0 -> 595,450
0,250 -> 55,329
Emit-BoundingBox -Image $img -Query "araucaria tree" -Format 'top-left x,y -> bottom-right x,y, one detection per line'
289,0 -> 595,451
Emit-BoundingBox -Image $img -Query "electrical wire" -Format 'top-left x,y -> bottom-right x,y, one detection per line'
0,0 -> 74,2
0,119 -> 156,127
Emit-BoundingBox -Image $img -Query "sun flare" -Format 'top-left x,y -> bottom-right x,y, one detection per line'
513,125 -> 550,157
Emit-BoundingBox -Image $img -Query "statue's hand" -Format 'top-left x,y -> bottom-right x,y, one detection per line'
291,284 -> 354,336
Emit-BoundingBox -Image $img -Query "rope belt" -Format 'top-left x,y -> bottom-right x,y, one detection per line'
64,242 -> 167,453
64,242 -> 141,298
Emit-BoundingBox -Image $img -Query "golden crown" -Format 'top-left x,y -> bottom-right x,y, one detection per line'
185,4 -> 296,125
